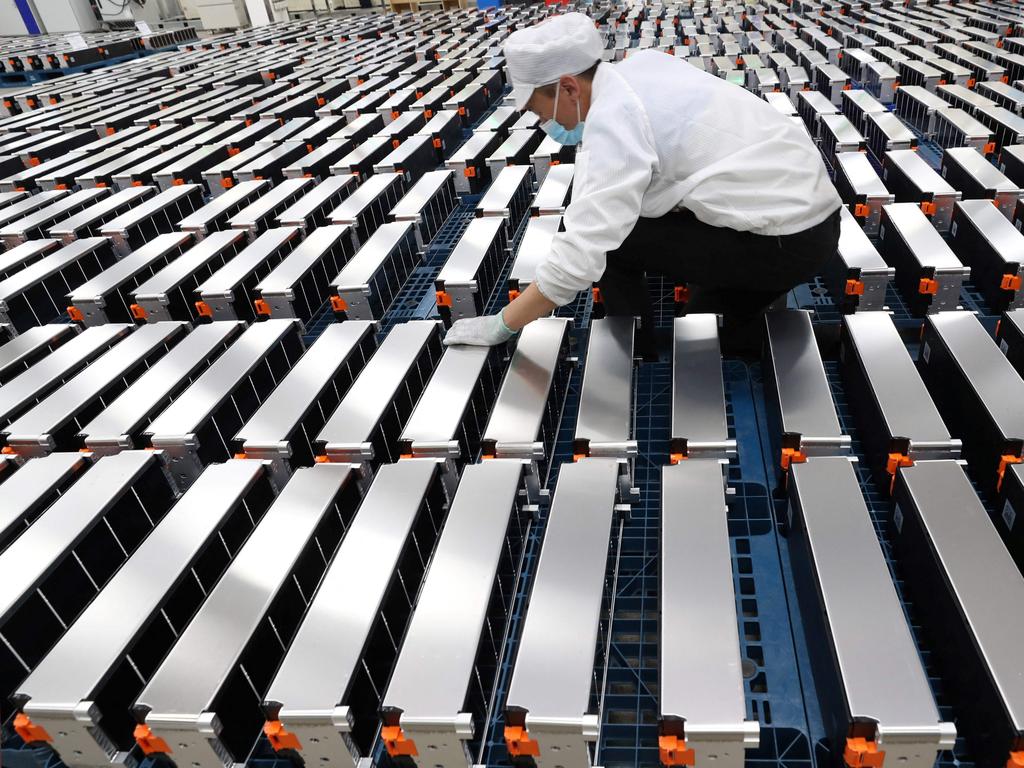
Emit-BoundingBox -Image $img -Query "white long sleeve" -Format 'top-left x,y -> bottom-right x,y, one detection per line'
533,51 -> 842,307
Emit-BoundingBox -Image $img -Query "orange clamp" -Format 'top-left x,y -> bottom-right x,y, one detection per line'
134,724 -> 171,755
508,289 -> 521,301
920,201 -> 937,216
997,454 -> 1023,491
846,279 -> 865,296
14,713 -> 52,744
195,301 -> 213,318
674,285 -> 690,303
221,177 -> 234,189
854,203 -> 870,218
435,290 -> 452,307
67,306 -> 84,322
432,137 -> 442,149
254,298 -> 271,317
391,110 -> 401,120
780,447 -> 807,470
458,106 -> 466,116
1001,274 -> 1023,291
985,141 -> 997,155
464,166 -> 476,177
330,295 -> 348,313
106,127 -> 116,136
504,726 -> 540,758
131,180 -> 144,187
424,109 -> 433,119
844,737 -> 885,768
669,452 -> 687,464
918,277 -> 939,295
130,304 -> 148,321
592,286 -> 603,303
28,157 -> 40,167
887,452 -> 914,493
968,78 -> 977,88
264,720 -> 301,752
1007,750 -> 1024,768
382,725 -> 418,757
658,734 -> 695,766
227,147 -> 240,156
392,138 -> 401,150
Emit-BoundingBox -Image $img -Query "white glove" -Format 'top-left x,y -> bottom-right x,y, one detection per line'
443,308 -> 517,347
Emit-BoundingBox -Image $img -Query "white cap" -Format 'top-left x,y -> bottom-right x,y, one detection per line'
504,13 -> 604,111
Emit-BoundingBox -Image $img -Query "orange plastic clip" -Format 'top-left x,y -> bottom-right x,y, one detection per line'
780,447 -> 807,470
254,298 -> 271,317
592,286 -> 603,303
330,295 -> 348,313
14,713 -> 52,744
669,452 -> 686,464
130,304 -> 148,321
508,289 -> 521,301
1007,750 -> 1024,768
424,109 -> 433,119
844,737 -> 885,768
106,127 -> 116,136
458,105 -> 466,116
392,138 -> 401,149
1001,274 -> 1023,292
505,726 -> 540,758
433,137 -> 443,149
234,453 -> 248,459
920,201 -> 937,216
134,724 -> 171,756
846,279 -> 865,296
67,306 -> 84,322
132,180 -> 144,187
464,166 -> 477,177
314,455 -> 330,463
985,142 -> 997,155
221,177 -> 234,189
264,721 -> 301,752
674,285 -> 690,303
382,725 -> 418,757
968,78 -> 977,88
435,290 -> 452,307
997,454 -> 1023,492
195,301 -> 213,318
918,277 -> 939,295
658,735 -> 695,766
887,452 -> 914,493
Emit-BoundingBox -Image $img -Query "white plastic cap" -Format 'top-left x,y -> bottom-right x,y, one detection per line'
504,13 -> 604,111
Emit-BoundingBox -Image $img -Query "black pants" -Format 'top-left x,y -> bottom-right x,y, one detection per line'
597,207 -> 841,352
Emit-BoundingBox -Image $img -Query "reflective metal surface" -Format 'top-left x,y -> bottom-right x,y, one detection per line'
132,230 -> 247,307
885,151 -> 958,197
0,238 -> 110,309
328,173 -> 403,225
0,324 -> 131,425
399,344 -> 494,456
47,187 -> 154,242
228,177 -> 314,233
18,460 -> 270,768
843,312 -> 954,445
68,232 -> 191,308
178,180 -> 270,235
482,317 -> 569,456
137,463 -> 359,735
505,458 -> 621,768
238,321 -> 374,454
789,458 -> 954,765
509,215 -> 561,289
268,460 -> 448,768
331,221 -> 412,287
476,164 -> 531,217
671,315 -> 734,457
0,452 -> 89,551
898,459 -> 1024,733
660,460 -> 758,768
532,164 -> 574,215
0,324 -> 75,380
764,310 -> 848,453
390,170 -> 454,221
79,322 -> 245,454
277,176 -> 357,229
954,198 -> 1024,261
575,317 -> 635,457
383,459 -> 526,717
196,227 -> 299,297
0,450 -> 156,622
881,202 -> 965,271
318,320 -> 437,457
255,224 -> 350,295
146,319 -> 299,437
3,322 -> 187,456
436,216 -> 505,283
924,311 -> 1024,437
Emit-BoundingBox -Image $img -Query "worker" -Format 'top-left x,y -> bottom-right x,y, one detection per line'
443,12 -> 842,355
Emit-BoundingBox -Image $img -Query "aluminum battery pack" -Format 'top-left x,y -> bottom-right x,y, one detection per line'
503,458 -> 625,768
891,460 -> 1024,767
787,457 -> 954,767
660,460 -> 759,768
379,459 -> 534,768
13,459 -> 277,768
132,462 -> 364,768
77,321 -> 245,455
234,321 -> 376,473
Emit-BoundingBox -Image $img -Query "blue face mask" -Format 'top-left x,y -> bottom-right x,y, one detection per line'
541,84 -> 584,145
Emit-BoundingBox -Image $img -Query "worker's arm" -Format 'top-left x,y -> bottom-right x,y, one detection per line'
445,73 -> 657,347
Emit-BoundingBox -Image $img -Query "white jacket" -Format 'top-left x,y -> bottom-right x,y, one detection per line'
535,51 -> 842,306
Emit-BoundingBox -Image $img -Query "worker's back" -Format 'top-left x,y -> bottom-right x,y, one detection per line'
590,50 -> 839,235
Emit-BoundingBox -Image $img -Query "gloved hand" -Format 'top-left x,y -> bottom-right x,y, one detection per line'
443,308 -> 517,347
